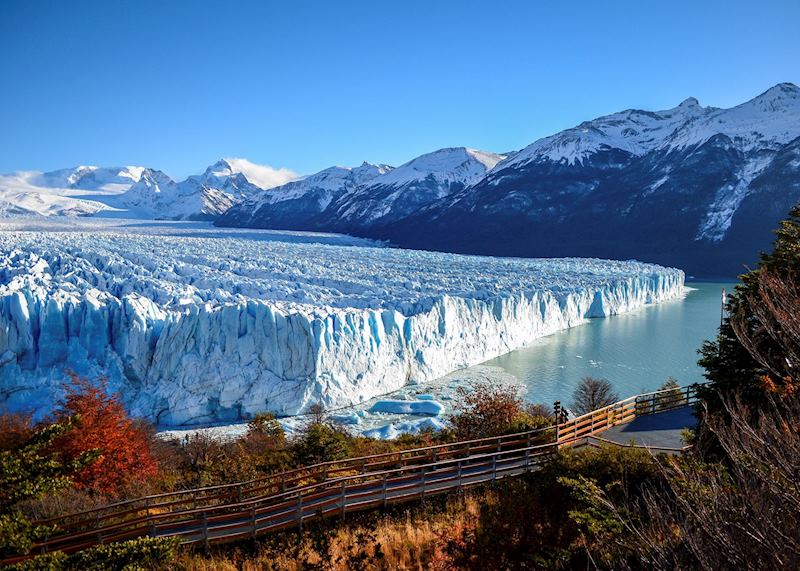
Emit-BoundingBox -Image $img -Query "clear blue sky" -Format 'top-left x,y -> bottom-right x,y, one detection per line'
1,0 -> 798,179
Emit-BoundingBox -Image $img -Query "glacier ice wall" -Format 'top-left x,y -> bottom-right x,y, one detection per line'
0,224 -> 684,426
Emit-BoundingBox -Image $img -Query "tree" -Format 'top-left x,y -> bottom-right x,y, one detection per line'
586,394 -> 800,570
50,375 -> 157,495
292,405 -> 350,466
571,377 -> 619,415
656,377 -> 684,410
699,204 -> 800,409
0,416 -> 96,558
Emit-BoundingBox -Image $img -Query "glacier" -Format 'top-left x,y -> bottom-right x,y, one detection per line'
0,220 -> 684,427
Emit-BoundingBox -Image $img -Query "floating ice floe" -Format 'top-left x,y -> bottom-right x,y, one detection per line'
369,399 -> 445,416
362,417 -> 448,440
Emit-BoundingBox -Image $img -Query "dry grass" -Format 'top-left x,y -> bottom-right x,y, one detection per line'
174,492 -> 489,571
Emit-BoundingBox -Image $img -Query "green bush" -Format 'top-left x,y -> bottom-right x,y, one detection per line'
291,423 -> 351,466
8,536 -> 180,571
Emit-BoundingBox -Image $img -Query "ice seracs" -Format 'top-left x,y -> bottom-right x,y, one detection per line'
0,221 -> 684,426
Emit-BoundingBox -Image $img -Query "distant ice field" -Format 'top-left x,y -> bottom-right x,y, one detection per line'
0,219 -> 685,426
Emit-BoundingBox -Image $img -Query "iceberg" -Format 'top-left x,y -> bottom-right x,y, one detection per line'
0,221 -> 685,426
362,417 -> 448,440
369,399 -> 445,416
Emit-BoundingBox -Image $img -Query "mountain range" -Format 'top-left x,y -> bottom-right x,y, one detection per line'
0,159 -> 298,219
1,83 -> 798,277
219,83 -> 800,277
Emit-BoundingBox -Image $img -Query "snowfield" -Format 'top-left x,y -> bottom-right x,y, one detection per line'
0,220 -> 684,426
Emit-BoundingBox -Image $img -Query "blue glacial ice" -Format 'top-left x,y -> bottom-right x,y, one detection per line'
0,220 -> 685,426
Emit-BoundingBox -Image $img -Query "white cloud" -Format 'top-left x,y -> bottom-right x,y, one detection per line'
223,158 -> 299,189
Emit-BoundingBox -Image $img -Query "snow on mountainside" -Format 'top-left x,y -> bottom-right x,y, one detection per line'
0,221 -> 684,426
665,83 -> 800,152
35,165 -> 146,192
217,162 -> 392,230
0,159 -> 298,220
504,97 -> 710,167
119,169 -> 235,220
0,166 -> 149,217
322,147 -> 505,229
505,83 -> 800,168
371,83 -> 800,278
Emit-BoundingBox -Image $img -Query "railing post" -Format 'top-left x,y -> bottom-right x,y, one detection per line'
250,504 -> 257,540
492,454 -> 497,482
553,401 -> 561,445
525,433 -> 531,465
202,510 -> 209,552
340,481 -> 347,521
457,460 -> 463,489
297,495 -> 304,532
237,484 -> 243,504
95,512 -> 103,545
382,473 -> 388,509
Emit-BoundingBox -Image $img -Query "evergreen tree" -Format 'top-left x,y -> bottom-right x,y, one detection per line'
698,204 -> 800,410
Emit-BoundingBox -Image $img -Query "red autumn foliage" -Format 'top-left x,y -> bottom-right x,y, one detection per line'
51,374 -> 158,495
0,411 -> 34,451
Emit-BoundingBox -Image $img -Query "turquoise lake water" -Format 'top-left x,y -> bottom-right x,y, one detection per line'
478,281 -> 736,406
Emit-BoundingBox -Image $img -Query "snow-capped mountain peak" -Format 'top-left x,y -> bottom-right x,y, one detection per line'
35,165 -> 147,192
505,99 -> 710,167
663,82 -> 800,152
372,147 -> 505,188
351,161 -> 394,183
199,158 -> 298,190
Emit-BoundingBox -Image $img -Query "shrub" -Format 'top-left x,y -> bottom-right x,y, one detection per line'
449,382 -> 553,440
8,536 -> 180,571
0,414 -> 35,452
292,422 -> 351,466
441,444 -> 660,570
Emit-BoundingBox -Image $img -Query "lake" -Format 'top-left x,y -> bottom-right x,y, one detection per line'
478,281 -> 736,406
160,281 -> 738,439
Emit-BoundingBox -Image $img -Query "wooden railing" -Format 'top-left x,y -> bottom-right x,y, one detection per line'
5,384 -> 699,563
556,384 -> 697,446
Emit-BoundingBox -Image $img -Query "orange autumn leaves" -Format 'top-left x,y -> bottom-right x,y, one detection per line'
50,374 -> 158,495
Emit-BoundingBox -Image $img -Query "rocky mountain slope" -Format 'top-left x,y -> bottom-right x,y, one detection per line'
365,83 -> 800,277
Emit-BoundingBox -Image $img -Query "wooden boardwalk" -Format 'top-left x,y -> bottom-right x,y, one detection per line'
4,385 -> 701,564
598,405 -> 696,451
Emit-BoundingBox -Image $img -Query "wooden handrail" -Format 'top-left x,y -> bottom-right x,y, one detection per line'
7,384 -> 700,562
